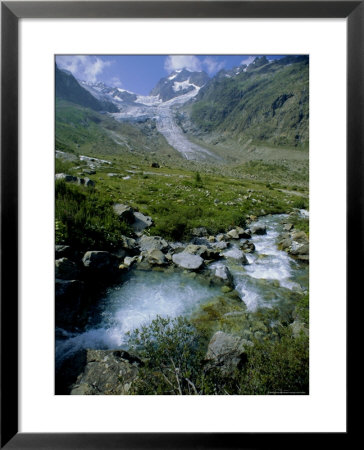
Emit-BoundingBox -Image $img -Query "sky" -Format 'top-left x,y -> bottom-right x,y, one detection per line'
56,54 -> 286,95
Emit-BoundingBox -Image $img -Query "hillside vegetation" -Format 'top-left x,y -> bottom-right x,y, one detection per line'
184,56 -> 309,149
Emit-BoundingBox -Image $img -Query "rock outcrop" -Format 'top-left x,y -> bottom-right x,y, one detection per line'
70,349 -> 143,395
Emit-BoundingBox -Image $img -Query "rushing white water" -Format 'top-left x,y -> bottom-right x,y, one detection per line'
56,214 -> 308,365
56,270 -> 220,365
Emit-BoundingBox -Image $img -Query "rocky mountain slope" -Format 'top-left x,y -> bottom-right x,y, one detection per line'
183,56 -> 309,148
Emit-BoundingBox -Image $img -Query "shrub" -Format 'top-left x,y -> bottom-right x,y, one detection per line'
127,316 -> 206,395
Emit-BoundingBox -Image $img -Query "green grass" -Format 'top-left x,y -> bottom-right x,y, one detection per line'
55,179 -> 132,250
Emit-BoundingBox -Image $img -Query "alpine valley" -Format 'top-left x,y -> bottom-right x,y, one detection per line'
55,55 -> 309,396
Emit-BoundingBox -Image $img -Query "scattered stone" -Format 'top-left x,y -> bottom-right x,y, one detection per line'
132,212 -> 153,235
70,349 -> 143,395
113,204 -> 135,223
222,248 -> 249,265
123,256 -> 138,268
120,235 -> 137,252
55,173 -> 78,182
213,265 -> 234,287
251,224 -> 267,235
227,229 -> 240,239
172,252 -> 204,270
213,241 -> 228,251
145,249 -> 167,266
283,223 -> 294,231
151,162 -> 160,168
55,245 -> 72,259
240,240 -> 255,253
55,258 -> 80,280
55,279 -> 84,328
138,235 -> 168,252
82,251 -> 117,271
204,331 -> 251,375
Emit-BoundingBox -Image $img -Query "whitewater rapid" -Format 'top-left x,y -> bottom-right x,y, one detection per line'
56,214 -> 308,366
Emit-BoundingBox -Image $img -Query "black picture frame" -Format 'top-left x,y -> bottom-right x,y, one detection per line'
1,1 -> 359,448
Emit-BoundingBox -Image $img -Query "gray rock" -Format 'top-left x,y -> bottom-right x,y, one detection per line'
251,224 -> 267,235
113,204 -> 135,223
123,256 -> 138,268
82,251 -> 117,271
213,265 -> 234,287
55,258 -> 80,280
240,240 -> 255,253
226,229 -> 240,239
70,349 -> 142,395
84,177 -> 95,187
55,245 -> 72,259
139,235 -> 168,252
222,248 -> 249,265
146,249 -> 167,266
132,212 -> 153,234
55,173 -> 78,182
236,227 -> 251,239
55,279 -> 84,328
120,235 -> 137,251
213,241 -> 228,250
172,252 -> 204,270
204,331 -> 250,375
283,223 -> 294,231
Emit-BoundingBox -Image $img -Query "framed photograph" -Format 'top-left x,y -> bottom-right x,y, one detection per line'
1,0 -> 358,447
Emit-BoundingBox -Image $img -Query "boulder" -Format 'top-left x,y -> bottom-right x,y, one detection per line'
226,229 -> 240,240
120,235 -> 138,252
222,248 -> 249,265
132,212 -> 153,235
236,227 -> 251,239
70,349 -> 143,395
283,223 -> 294,231
123,256 -> 138,268
82,251 -> 117,271
213,241 -> 228,251
184,244 -> 220,261
84,178 -> 95,187
55,279 -> 84,328
55,245 -> 72,259
145,249 -> 167,266
138,235 -> 168,252
204,331 -> 251,375
251,224 -> 267,235
172,252 -> 204,270
55,258 -> 80,280
213,265 -> 234,287
55,173 -> 78,183
113,204 -> 135,223
240,240 -> 255,253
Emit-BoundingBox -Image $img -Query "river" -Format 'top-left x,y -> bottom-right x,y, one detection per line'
56,213 -> 308,367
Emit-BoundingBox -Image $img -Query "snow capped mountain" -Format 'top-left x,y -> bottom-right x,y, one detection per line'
149,68 -> 209,102
79,80 -> 138,105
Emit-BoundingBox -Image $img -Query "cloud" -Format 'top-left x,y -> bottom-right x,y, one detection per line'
240,56 -> 256,67
202,57 -> 225,74
109,76 -> 123,88
56,55 -> 112,83
164,55 -> 202,73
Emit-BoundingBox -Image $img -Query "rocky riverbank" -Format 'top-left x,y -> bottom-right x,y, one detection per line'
55,207 -> 309,394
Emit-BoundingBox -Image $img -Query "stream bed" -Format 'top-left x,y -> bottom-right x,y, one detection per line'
56,214 -> 308,368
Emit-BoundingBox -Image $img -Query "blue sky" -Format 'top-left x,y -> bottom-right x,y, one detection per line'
56,54 -> 286,95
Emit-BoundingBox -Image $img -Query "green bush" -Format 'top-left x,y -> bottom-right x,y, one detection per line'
126,315 -> 309,395
127,316 -> 206,395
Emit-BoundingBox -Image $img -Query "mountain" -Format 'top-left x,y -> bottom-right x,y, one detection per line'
55,65 -> 118,113
80,81 -> 138,106
150,68 -> 209,102
186,56 -> 309,148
